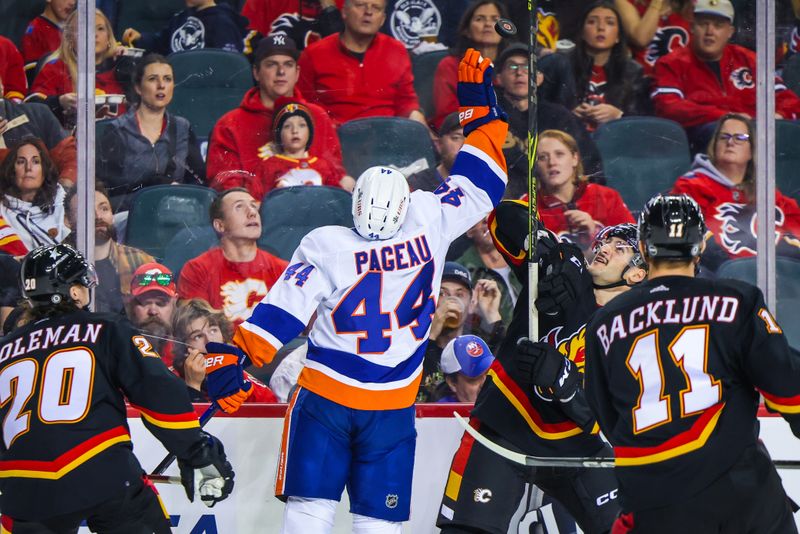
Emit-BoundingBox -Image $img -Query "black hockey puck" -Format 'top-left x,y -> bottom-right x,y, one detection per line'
494,18 -> 517,38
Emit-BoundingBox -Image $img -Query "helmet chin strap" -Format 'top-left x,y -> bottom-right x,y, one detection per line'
593,265 -> 633,290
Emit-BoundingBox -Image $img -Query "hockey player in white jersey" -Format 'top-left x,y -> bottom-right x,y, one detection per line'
203,48 -> 508,533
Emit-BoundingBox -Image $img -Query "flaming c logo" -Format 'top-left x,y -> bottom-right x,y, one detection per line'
542,326 -> 587,371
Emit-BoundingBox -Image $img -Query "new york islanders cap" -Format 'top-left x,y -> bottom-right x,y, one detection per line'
694,0 -> 734,23
441,335 -> 495,377
442,261 -> 472,290
131,262 -> 177,299
254,33 -> 300,63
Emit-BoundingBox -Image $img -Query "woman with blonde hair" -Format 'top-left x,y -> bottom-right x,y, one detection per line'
26,8 -> 131,128
172,298 -> 277,403
535,129 -> 634,248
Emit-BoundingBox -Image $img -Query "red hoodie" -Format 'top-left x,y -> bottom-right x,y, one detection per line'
206,86 -> 345,181
0,36 -> 27,101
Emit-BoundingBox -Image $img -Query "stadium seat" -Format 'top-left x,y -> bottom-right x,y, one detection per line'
125,185 -> 218,260
338,117 -> 437,178
115,0 -> 185,36
594,117 -> 691,212
163,224 -> 219,278
776,120 -> 800,195
168,49 -> 254,138
0,0 -> 45,48
95,118 -> 115,143
714,256 -> 800,349
782,54 -> 800,97
258,186 -> 352,260
411,49 -> 449,119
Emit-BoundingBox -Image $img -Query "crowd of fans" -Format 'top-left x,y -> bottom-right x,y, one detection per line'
0,0 -> 798,402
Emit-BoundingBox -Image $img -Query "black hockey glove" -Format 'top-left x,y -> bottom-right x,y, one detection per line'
536,243 -> 591,316
515,337 -> 581,399
178,432 -> 235,507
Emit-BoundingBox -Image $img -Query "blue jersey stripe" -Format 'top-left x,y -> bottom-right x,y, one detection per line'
450,149 -> 506,206
248,303 -> 306,345
306,340 -> 428,384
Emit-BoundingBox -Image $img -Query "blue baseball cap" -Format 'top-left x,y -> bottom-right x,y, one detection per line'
441,335 -> 495,377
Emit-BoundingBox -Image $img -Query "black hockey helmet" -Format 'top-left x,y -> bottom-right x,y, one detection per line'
638,194 -> 706,260
591,223 -> 646,269
21,244 -> 98,305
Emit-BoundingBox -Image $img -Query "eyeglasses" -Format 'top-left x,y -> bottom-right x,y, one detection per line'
718,132 -> 750,144
135,272 -> 173,286
506,64 -> 530,73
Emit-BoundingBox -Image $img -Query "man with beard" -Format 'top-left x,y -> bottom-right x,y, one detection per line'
64,183 -> 154,314
126,261 -> 179,366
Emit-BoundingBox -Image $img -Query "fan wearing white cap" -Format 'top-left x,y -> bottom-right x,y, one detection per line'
202,49 -> 509,534
438,335 -> 495,403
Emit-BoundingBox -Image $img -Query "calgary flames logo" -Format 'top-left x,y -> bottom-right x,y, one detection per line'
645,26 -> 689,66
715,202 -> 785,256
542,325 -> 586,371
730,67 -> 755,90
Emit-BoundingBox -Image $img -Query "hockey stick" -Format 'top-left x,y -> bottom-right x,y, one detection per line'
454,413 -> 800,470
527,0 -> 540,343
150,404 -> 220,476
148,474 -> 183,485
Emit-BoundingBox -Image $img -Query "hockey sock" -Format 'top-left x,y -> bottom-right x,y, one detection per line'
352,514 -> 403,534
281,496 -> 337,534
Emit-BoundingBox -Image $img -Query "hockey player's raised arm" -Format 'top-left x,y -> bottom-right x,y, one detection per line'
430,48 -> 508,241
739,288 -> 800,437
232,231 -> 332,368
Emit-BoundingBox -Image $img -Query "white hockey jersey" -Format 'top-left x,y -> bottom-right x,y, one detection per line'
233,121 -> 508,410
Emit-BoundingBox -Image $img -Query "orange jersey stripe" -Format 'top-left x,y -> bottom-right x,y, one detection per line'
0,426 -> 130,479
275,387 -> 302,496
488,365 -> 584,440
614,403 -> 725,466
297,367 -> 421,410
465,121 -> 508,173
233,327 -> 278,367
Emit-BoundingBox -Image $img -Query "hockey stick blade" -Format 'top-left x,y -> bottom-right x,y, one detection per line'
454,413 -> 800,469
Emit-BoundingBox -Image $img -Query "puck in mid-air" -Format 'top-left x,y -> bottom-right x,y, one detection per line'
494,18 -> 517,38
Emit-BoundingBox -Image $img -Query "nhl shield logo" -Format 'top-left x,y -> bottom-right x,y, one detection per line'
385,494 -> 399,509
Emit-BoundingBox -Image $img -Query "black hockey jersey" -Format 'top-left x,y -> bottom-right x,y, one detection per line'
585,276 -> 800,512
470,199 -> 608,457
0,310 -> 204,520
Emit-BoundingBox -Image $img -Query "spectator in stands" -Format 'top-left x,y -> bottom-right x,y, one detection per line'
26,9 -> 131,128
436,335 -> 495,403
406,111 -> 461,192
653,0 -> 800,152
297,0 -> 425,125
0,76 -> 76,186
178,188 -> 288,324
171,298 -> 277,402
206,34 -> 346,184
494,43 -> 603,195
382,0 -> 471,50
242,0 -> 344,50
0,252 -> 21,331
454,216 -> 518,326
567,1 -> 650,132
96,54 -> 204,209
126,261 -> 179,364
0,37 -> 27,102
614,0 -> 692,76
672,113 -> 800,271
418,262 -> 504,401
0,137 -> 67,255
21,0 -> 76,76
122,0 -> 251,55
535,129 -> 634,249
64,182 -> 154,314
432,1 -> 508,128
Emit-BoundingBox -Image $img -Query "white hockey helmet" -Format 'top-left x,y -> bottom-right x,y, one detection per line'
352,166 -> 410,240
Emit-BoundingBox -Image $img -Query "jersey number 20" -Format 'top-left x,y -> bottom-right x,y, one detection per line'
626,326 -> 721,434
0,348 -> 95,448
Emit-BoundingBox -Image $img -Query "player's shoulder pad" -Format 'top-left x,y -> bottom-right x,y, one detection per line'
299,224 -> 355,257
709,277 -> 762,308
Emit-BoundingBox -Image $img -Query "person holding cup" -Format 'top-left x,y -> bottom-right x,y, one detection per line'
417,261 -> 505,402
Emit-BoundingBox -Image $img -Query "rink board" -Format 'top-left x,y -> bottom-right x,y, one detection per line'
76,404 -> 800,533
